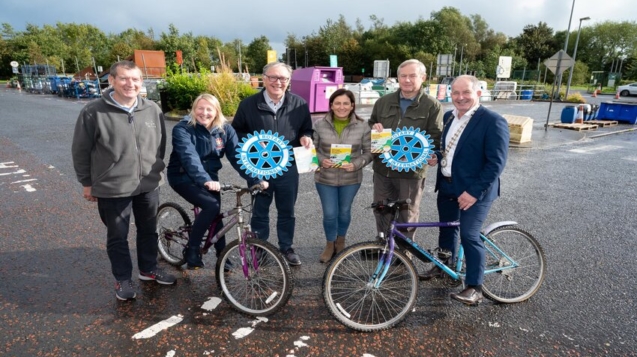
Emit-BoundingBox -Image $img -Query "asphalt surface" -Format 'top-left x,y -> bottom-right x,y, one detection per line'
1,88 -> 636,357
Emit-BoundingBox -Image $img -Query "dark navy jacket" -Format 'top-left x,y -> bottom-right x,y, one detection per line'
231,90 -> 313,149
434,106 -> 509,202
167,117 -> 257,187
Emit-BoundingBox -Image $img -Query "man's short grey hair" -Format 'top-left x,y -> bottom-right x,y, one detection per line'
397,59 -> 426,76
109,60 -> 139,77
451,75 -> 481,91
263,62 -> 293,76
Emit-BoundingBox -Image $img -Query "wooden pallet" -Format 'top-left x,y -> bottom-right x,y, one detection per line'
549,123 -> 598,131
586,120 -> 619,127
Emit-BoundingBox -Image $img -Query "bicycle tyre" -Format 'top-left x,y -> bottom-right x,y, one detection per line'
216,237 -> 293,316
156,202 -> 190,266
481,226 -> 546,303
322,241 -> 418,332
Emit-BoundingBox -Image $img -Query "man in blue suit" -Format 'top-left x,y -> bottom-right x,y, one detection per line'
419,75 -> 509,305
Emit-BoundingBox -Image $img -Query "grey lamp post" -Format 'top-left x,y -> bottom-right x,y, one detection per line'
556,0 -> 576,97
565,16 -> 591,98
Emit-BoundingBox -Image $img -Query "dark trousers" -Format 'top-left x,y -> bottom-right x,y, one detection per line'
252,168 -> 299,252
97,189 -> 160,281
372,172 -> 426,239
171,183 -> 225,253
437,180 -> 493,286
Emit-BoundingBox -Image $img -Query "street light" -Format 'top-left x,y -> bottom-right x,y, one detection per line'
565,16 -> 591,98
556,0 -> 576,97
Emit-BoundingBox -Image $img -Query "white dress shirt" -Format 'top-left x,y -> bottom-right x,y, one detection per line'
441,104 -> 481,177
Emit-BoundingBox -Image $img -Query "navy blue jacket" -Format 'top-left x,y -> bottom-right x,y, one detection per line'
434,106 -> 509,202
167,117 -> 257,187
231,90 -> 313,149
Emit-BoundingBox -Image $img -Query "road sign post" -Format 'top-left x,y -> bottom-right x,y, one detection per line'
544,50 -> 575,130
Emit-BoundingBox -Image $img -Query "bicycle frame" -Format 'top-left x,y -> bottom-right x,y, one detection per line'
200,186 -> 265,276
372,217 -> 522,287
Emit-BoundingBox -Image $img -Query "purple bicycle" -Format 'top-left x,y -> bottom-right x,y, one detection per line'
156,184 -> 293,316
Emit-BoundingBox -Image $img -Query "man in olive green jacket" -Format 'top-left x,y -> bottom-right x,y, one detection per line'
369,59 -> 443,238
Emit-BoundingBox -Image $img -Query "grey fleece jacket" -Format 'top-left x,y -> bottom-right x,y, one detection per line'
71,89 -> 166,198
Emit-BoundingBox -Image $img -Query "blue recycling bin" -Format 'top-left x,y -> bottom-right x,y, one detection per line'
520,90 -> 533,100
561,106 -> 577,123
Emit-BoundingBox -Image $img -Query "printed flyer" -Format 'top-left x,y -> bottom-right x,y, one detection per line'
329,144 -> 352,167
371,129 -> 392,153
293,145 -> 319,173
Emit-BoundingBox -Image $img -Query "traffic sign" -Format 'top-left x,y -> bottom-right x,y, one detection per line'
544,50 -> 574,75
10,61 -> 19,68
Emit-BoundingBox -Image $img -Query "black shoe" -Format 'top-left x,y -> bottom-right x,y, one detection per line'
282,248 -> 301,266
418,265 -> 445,280
450,287 -> 483,306
184,246 -> 204,270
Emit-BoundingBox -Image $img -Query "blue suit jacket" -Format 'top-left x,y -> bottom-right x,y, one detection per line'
434,105 -> 509,202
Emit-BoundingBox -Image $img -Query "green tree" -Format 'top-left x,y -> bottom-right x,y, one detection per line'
156,24 -> 196,71
515,22 -> 558,65
582,21 -> 637,72
245,36 -> 271,73
430,7 -> 479,60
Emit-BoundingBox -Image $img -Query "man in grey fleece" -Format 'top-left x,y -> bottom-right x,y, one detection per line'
72,61 -> 176,301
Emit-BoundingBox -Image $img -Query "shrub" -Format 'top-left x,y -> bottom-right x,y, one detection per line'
564,92 -> 586,103
163,70 -> 207,113
205,49 -> 259,117
162,49 -> 259,117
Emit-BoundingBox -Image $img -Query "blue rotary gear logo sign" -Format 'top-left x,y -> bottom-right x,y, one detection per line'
381,127 -> 434,172
236,130 -> 293,180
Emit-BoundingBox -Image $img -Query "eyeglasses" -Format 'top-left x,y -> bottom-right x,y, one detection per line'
263,74 -> 290,83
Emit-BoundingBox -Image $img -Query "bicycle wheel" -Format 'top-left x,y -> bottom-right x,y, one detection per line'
216,238 -> 293,316
481,226 -> 546,303
156,203 -> 190,266
322,242 -> 418,332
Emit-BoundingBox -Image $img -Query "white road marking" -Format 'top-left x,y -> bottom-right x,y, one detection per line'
132,314 -> 184,339
11,179 -> 37,184
285,336 -> 311,356
232,317 -> 268,339
165,351 -> 176,357
0,161 -> 18,168
622,156 -> 637,161
201,297 -> 222,311
0,169 -> 26,176
294,336 -> 310,348
21,184 -> 36,192
568,145 -> 622,154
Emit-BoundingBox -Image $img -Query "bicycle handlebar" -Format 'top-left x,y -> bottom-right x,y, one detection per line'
370,198 -> 412,210
219,183 -> 268,196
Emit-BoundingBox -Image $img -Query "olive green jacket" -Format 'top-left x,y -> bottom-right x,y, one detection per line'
368,88 -> 444,178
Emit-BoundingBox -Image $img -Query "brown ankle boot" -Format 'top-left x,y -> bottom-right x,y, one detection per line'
319,241 -> 336,263
335,236 -> 345,254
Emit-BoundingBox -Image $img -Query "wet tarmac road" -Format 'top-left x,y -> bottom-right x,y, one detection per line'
1,89 -> 636,356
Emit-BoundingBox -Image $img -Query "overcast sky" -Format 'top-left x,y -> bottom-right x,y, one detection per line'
2,0 -> 635,58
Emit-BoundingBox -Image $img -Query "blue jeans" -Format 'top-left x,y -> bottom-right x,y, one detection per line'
97,188 -> 160,281
171,183 -> 225,253
252,168 -> 299,252
315,182 -> 361,242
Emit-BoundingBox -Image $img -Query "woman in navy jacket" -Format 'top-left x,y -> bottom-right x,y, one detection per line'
167,94 -> 266,269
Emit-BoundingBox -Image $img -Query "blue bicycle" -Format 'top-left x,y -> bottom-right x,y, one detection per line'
322,199 -> 546,331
